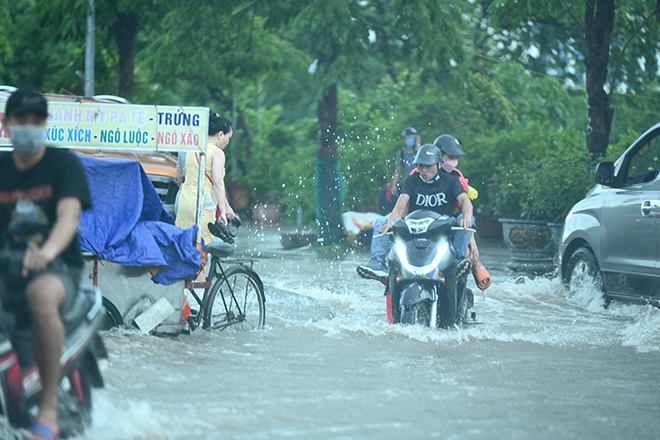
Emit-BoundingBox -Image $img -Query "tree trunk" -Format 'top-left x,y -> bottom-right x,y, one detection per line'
115,10 -> 138,101
584,0 -> 615,161
315,83 -> 344,245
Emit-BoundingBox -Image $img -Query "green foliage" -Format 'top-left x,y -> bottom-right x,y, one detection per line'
492,128 -> 594,222
487,61 -> 585,131
1,0 -> 658,230
605,130 -> 641,162
143,6 -> 299,90
222,88 -> 318,224
468,72 -> 518,130
0,0 -> 12,70
335,69 -> 488,213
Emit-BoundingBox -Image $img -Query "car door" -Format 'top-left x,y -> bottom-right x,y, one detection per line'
599,129 -> 660,300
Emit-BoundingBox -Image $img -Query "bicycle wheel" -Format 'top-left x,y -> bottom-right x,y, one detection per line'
203,265 -> 265,331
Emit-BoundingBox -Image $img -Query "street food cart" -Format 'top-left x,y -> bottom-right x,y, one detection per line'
0,87 -> 210,334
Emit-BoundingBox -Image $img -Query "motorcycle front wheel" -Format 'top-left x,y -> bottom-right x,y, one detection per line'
436,286 -> 457,329
401,300 -> 433,326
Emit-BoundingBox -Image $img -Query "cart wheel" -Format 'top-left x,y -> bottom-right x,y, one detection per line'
101,297 -> 123,330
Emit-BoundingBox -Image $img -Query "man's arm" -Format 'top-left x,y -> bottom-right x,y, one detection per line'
456,193 -> 473,230
381,193 -> 410,233
391,166 -> 403,195
22,197 -> 82,277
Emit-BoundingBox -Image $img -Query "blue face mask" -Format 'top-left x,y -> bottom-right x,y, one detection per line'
419,173 -> 440,184
405,138 -> 415,147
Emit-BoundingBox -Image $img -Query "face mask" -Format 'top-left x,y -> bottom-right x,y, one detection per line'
441,159 -> 458,173
419,168 -> 440,184
405,138 -> 416,147
10,125 -> 46,154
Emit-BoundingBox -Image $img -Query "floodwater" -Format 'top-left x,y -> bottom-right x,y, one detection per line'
3,225 -> 660,440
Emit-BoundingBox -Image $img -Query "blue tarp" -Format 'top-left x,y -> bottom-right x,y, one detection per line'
77,156 -> 201,285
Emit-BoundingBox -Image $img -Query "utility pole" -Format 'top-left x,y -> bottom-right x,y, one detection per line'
256,78 -> 262,147
231,92 -> 238,182
84,0 -> 95,97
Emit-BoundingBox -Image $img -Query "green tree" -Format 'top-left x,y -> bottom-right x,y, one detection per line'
0,0 -> 160,100
261,0 -> 470,244
139,0 -> 302,197
481,0 -> 660,160
0,0 -> 12,74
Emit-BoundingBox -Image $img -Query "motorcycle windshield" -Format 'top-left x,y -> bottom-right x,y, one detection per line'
392,210 -> 455,239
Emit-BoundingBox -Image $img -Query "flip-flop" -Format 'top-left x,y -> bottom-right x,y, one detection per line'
472,260 -> 492,291
28,420 -> 60,440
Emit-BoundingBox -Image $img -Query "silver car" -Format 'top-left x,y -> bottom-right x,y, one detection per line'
560,122 -> 660,306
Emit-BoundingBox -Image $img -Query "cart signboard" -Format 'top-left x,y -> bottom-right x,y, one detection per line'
0,98 -> 208,153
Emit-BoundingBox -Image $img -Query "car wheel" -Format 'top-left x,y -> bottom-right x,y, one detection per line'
563,247 -> 606,305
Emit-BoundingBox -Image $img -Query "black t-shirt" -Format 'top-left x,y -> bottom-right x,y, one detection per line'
395,148 -> 417,182
402,170 -> 466,216
0,148 -> 92,268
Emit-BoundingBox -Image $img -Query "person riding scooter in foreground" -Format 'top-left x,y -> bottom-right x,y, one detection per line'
379,143 -> 474,276
0,89 -> 92,440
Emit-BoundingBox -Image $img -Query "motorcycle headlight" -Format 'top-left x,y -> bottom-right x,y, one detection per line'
392,236 -> 452,278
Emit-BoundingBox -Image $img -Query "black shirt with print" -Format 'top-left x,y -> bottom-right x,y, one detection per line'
401,170 -> 466,216
0,148 -> 92,268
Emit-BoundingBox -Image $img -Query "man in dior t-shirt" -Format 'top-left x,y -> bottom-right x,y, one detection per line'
401,166 -> 466,216
357,143 -> 473,279
385,143 -> 472,238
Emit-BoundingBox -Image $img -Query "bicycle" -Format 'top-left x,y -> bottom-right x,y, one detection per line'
184,218 -> 266,331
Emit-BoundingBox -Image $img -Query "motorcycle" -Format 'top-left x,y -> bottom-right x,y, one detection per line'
0,206 -> 107,438
386,210 -> 476,328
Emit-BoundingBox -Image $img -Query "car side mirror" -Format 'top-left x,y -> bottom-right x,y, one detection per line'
595,161 -> 615,186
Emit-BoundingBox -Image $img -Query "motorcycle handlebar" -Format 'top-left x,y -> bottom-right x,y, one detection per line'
374,227 -> 476,238
450,227 -> 477,233
0,248 -> 26,277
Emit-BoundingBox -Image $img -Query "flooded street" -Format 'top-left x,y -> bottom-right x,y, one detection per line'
6,225 -> 659,440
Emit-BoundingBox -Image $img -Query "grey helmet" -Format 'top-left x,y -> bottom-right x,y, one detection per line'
401,126 -> 418,137
433,134 -> 466,156
413,144 -> 443,166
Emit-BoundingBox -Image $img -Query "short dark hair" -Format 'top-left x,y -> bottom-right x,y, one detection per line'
209,112 -> 232,136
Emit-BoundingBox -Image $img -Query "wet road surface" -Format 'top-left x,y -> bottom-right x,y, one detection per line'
2,225 -> 658,440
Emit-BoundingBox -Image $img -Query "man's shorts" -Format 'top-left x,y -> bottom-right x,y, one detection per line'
0,258 -> 81,330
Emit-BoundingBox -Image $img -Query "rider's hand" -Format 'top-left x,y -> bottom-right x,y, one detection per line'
390,184 -> 398,196
380,222 -> 392,234
22,247 -> 53,277
217,212 -> 228,226
459,217 -> 473,231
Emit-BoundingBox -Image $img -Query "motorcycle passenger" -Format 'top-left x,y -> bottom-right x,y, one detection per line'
358,143 -> 473,279
391,126 -> 421,196
433,135 -> 491,290
378,126 -> 420,215
0,89 -> 92,440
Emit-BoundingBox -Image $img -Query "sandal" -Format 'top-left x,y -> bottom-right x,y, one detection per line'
28,420 -> 60,440
472,260 -> 492,290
